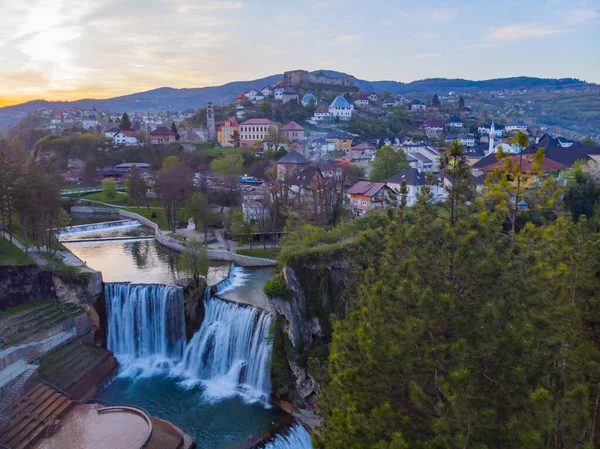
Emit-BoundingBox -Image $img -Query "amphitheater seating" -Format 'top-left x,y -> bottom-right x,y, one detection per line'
0,301 -> 83,349
0,382 -> 72,449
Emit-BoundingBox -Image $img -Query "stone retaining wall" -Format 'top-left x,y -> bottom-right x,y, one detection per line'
71,206 -> 120,214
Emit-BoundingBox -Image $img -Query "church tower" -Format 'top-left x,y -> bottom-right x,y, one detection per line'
488,121 -> 495,155
206,102 -> 216,141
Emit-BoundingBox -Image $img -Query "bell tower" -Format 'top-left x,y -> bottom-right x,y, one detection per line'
206,102 -> 216,141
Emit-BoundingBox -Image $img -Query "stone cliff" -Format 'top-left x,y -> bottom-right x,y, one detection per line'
0,265 -> 56,312
267,212 -> 390,414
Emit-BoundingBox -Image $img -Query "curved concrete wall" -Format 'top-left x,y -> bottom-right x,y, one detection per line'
117,210 -> 277,267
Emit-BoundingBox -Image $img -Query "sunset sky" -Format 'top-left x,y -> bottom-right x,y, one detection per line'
0,0 -> 598,107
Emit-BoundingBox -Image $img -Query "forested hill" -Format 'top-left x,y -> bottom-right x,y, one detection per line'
357,76 -> 590,94
0,71 -> 595,129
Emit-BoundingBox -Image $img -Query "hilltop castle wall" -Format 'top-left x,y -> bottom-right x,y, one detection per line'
283,70 -> 356,87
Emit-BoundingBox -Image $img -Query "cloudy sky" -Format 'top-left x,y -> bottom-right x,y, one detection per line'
0,0 -> 598,106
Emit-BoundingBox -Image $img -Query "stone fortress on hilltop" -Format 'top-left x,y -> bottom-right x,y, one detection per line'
282,69 -> 356,87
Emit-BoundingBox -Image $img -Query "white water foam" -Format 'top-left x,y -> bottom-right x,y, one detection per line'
105,283 -> 186,376
174,292 -> 273,404
214,262 -> 248,295
105,281 -> 274,404
60,219 -> 141,236
262,423 -> 313,449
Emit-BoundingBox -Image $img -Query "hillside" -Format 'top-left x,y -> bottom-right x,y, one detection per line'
0,70 -> 597,131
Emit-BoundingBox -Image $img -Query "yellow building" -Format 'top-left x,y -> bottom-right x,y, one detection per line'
217,117 -> 240,147
327,132 -> 353,151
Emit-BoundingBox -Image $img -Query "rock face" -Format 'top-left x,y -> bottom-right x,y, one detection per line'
0,265 -> 55,312
269,262 -> 350,412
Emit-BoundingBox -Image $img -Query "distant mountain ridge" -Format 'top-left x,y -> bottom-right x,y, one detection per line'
0,70 -> 595,129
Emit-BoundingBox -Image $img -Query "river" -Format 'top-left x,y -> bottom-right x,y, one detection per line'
59,217 -> 306,448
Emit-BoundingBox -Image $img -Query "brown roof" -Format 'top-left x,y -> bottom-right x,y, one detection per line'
150,126 -> 175,136
347,181 -> 387,197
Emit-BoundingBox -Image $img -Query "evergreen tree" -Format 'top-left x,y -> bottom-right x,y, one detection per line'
119,112 -> 132,130
431,93 -> 440,107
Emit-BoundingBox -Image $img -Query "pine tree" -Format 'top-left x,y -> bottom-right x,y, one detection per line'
119,112 -> 132,131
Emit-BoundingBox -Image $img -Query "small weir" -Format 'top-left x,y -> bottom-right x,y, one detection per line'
60,219 -> 141,235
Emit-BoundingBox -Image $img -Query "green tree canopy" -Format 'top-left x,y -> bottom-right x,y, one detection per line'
177,238 -> 209,287
102,177 -> 118,200
369,146 -> 409,182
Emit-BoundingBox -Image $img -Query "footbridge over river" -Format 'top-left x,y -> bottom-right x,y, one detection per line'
60,186 -> 126,198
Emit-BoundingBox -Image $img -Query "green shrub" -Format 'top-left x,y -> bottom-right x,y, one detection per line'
264,273 -> 292,299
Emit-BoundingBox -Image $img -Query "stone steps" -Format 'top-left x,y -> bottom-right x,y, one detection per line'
0,383 -> 72,449
40,341 -> 107,391
1,304 -> 82,349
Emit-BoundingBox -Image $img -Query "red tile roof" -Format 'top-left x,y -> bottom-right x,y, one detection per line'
282,121 -> 304,131
218,117 -> 239,131
241,118 -> 274,125
119,130 -> 137,137
480,156 -> 568,172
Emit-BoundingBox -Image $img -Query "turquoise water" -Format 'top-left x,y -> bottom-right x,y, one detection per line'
95,375 -> 283,448
66,215 -> 289,448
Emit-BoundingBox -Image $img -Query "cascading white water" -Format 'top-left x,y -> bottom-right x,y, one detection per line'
214,262 -> 248,294
60,219 -> 141,235
175,292 -> 273,403
105,283 -> 186,374
261,423 -> 313,449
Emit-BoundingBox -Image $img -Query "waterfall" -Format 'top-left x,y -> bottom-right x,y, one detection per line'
261,423 -> 313,449
175,294 -> 272,403
105,283 -> 186,374
214,262 -> 248,294
60,219 -> 141,235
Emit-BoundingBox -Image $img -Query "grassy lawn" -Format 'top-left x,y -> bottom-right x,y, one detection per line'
80,191 -> 164,208
0,299 -> 54,320
120,207 -> 190,231
0,238 -> 34,265
236,247 -> 279,259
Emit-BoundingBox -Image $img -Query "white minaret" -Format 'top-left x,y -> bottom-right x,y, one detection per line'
488,121 -> 495,155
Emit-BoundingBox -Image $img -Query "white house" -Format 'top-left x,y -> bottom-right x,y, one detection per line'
246,89 -> 259,101
261,86 -> 273,97
446,133 -> 476,148
301,93 -> 318,107
274,87 -> 285,100
329,96 -> 354,120
104,128 -> 120,139
113,130 -> 139,146
506,121 -> 528,133
385,168 -> 451,207
313,106 -> 331,122
478,123 -> 504,137
82,119 -> 98,129
254,92 -> 265,102
448,116 -> 463,128
410,100 -> 427,112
